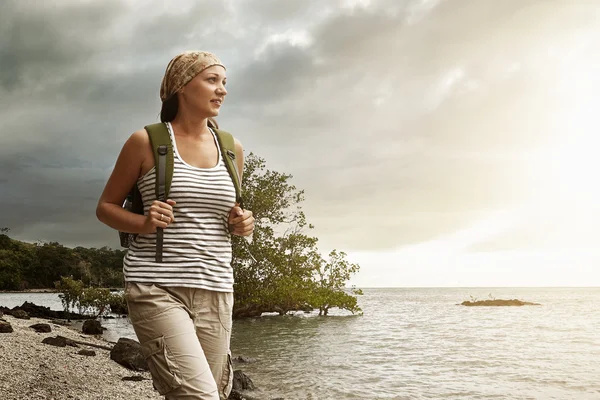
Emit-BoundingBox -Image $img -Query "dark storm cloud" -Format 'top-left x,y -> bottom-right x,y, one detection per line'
2,0 -> 599,255
0,0 -> 127,92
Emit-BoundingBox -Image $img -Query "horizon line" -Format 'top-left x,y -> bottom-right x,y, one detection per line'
350,286 -> 600,289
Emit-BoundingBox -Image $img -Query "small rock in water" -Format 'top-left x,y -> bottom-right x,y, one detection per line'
227,389 -> 262,400
233,370 -> 255,391
78,349 -> 96,356
232,355 -> 257,364
30,323 -> 52,333
0,320 -> 13,333
460,299 -> 541,307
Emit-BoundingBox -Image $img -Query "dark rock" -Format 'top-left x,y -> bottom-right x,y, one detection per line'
16,302 -> 58,317
30,323 -> 52,333
0,310 -> 3,318
109,302 -> 128,315
110,338 -> 148,371
78,349 -> 96,356
233,370 -> 256,391
0,302 -> 93,320
232,356 -> 257,364
227,389 -> 262,400
42,336 -> 66,347
232,304 -> 264,319
461,299 -> 541,307
82,320 -> 103,335
122,376 -> 146,381
0,320 -> 13,333
12,310 -> 30,319
42,335 -> 78,348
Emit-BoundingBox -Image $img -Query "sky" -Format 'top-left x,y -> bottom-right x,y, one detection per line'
1,0 -> 600,287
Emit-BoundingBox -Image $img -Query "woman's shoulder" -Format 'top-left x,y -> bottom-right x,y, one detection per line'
233,137 -> 243,150
129,128 -> 151,145
119,129 -> 152,161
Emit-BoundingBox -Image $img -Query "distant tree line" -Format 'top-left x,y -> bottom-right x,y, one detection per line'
0,232 -> 125,290
0,153 -> 363,317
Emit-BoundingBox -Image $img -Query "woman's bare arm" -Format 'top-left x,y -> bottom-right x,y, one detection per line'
96,129 -> 160,234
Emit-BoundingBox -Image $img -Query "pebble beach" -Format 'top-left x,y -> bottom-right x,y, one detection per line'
0,314 -> 161,400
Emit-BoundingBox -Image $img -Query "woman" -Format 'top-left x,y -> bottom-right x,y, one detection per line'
96,51 -> 254,400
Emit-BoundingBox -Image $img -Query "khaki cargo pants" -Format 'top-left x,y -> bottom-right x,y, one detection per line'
125,282 -> 234,399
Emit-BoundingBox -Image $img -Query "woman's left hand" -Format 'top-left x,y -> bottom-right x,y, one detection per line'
228,206 -> 254,236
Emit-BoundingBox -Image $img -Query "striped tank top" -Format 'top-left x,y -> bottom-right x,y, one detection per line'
123,122 -> 237,292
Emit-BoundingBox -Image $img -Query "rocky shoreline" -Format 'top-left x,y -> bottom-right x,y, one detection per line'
0,305 -> 275,400
1,313 -> 160,400
0,289 -> 59,293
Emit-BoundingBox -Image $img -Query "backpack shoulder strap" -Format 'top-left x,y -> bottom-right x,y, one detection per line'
144,123 -> 174,200
144,122 -> 172,263
213,128 -> 243,208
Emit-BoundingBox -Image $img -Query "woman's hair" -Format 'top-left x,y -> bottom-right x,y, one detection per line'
160,94 -> 178,123
160,94 -> 218,129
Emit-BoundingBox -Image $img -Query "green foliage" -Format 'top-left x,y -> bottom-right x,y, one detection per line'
36,242 -> 79,288
72,246 -> 125,287
0,235 -> 39,290
55,276 -> 84,314
0,249 -> 23,290
79,286 -> 113,317
108,292 -> 128,314
232,153 -> 362,317
311,250 -> 363,316
0,235 -> 126,291
54,276 -> 122,317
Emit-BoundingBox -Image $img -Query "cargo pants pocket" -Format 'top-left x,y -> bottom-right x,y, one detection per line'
221,351 -> 234,400
217,292 -> 233,332
141,336 -> 182,395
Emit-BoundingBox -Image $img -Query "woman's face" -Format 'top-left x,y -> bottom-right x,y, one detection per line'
179,65 -> 227,117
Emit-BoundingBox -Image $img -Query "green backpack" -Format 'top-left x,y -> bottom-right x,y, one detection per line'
119,122 -> 243,262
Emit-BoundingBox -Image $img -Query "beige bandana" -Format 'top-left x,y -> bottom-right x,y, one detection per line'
159,51 -> 225,101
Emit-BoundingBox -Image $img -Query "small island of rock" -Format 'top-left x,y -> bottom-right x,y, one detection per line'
460,299 -> 541,307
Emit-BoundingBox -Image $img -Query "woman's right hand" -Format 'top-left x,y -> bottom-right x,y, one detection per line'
142,199 -> 176,233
